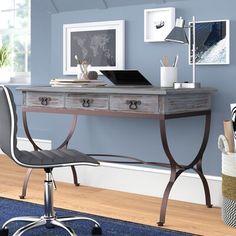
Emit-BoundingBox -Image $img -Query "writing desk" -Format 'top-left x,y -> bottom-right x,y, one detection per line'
18,86 -> 213,226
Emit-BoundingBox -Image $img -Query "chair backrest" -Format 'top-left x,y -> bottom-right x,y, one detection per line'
0,85 -> 18,162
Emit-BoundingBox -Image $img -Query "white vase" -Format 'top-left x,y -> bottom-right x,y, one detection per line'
0,68 -> 11,83
77,64 -> 82,79
77,64 -> 90,80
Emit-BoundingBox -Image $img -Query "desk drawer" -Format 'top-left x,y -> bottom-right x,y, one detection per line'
66,94 -> 108,110
159,93 -> 211,114
110,95 -> 158,113
25,92 -> 64,108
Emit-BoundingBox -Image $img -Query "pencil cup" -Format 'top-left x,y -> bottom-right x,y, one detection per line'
160,67 -> 177,87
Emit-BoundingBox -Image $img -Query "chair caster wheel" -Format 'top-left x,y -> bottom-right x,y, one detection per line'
46,222 -> 55,229
92,225 -> 102,235
0,228 -> 9,236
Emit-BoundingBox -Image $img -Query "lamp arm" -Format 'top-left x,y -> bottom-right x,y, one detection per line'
192,16 -> 196,84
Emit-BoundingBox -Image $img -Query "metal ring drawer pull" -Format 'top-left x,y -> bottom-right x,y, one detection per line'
39,97 -> 51,106
126,100 -> 141,110
81,99 -> 93,108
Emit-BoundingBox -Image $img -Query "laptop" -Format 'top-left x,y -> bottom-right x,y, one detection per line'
100,70 -> 152,87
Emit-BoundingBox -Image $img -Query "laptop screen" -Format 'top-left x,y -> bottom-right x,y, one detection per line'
100,70 -> 152,86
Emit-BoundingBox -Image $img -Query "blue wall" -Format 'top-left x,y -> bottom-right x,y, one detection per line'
19,0 -> 236,176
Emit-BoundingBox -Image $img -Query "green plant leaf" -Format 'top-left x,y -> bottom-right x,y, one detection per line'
0,45 -> 10,68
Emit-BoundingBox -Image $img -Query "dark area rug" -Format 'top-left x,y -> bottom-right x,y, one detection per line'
0,197 -> 196,236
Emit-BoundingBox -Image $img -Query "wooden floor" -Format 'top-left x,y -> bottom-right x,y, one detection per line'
0,155 -> 235,236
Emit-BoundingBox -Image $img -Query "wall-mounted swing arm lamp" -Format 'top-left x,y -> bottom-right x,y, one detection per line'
165,16 -> 201,89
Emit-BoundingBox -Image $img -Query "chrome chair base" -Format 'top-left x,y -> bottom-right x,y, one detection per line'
1,172 -> 102,236
2,215 -> 102,236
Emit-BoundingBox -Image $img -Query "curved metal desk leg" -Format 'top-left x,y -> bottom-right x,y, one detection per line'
20,113 -> 79,199
19,168 -> 33,199
57,115 -> 80,187
158,112 -> 212,226
158,118 -> 178,226
57,115 -> 78,149
20,112 -> 41,199
71,166 -> 80,186
195,112 -> 212,208
190,111 -> 212,208
158,168 -> 186,226
22,112 -> 42,151
194,166 -> 212,208
158,167 -> 176,226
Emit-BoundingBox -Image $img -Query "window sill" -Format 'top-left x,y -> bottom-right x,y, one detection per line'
1,76 -> 31,86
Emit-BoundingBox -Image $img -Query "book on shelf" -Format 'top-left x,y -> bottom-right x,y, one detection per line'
50,78 -> 107,87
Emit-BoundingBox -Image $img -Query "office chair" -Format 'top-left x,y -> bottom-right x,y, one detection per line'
0,85 -> 102,236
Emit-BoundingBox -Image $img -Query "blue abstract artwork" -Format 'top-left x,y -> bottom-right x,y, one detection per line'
189,20 -> 230,65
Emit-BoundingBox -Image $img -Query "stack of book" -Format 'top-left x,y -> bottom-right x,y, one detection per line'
50,78 -> 107,87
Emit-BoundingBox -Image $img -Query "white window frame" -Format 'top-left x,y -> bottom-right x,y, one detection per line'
0,0 -> 31,84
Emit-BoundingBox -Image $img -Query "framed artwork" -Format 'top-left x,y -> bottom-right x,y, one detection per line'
144,7 -> 175,42
63,20 -> 125,75
189,19 -> 230,65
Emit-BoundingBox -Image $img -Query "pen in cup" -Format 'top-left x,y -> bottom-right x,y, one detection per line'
160,56 -> 169,67
160,55 -> 178,67
162,56 -> 169,67
173,54 -> 179,67
160,59 -> 165,67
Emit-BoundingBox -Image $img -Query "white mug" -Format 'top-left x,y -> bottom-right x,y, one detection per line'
160,67 -> 177,87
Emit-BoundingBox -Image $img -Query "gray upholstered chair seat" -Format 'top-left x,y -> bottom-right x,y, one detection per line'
16,149 -> 98,167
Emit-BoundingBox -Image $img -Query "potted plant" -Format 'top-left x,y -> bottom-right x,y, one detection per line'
0,45 -> 11,83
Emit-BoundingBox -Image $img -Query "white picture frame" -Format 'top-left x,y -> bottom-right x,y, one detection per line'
144,7 -> 175,42
63,20 -> 125,75
189,19 -> 230,65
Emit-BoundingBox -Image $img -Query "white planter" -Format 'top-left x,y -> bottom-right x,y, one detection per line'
0,68 -> 11,83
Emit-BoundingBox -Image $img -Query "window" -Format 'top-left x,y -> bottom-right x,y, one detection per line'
0,0 -> 31,84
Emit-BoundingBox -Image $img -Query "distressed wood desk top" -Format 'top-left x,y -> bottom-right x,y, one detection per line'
17,86 -> 214,118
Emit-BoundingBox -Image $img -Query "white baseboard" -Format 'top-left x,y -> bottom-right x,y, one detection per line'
53,162 -> 222,207
17,137 -> 52,151
5,138 -> 222,207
